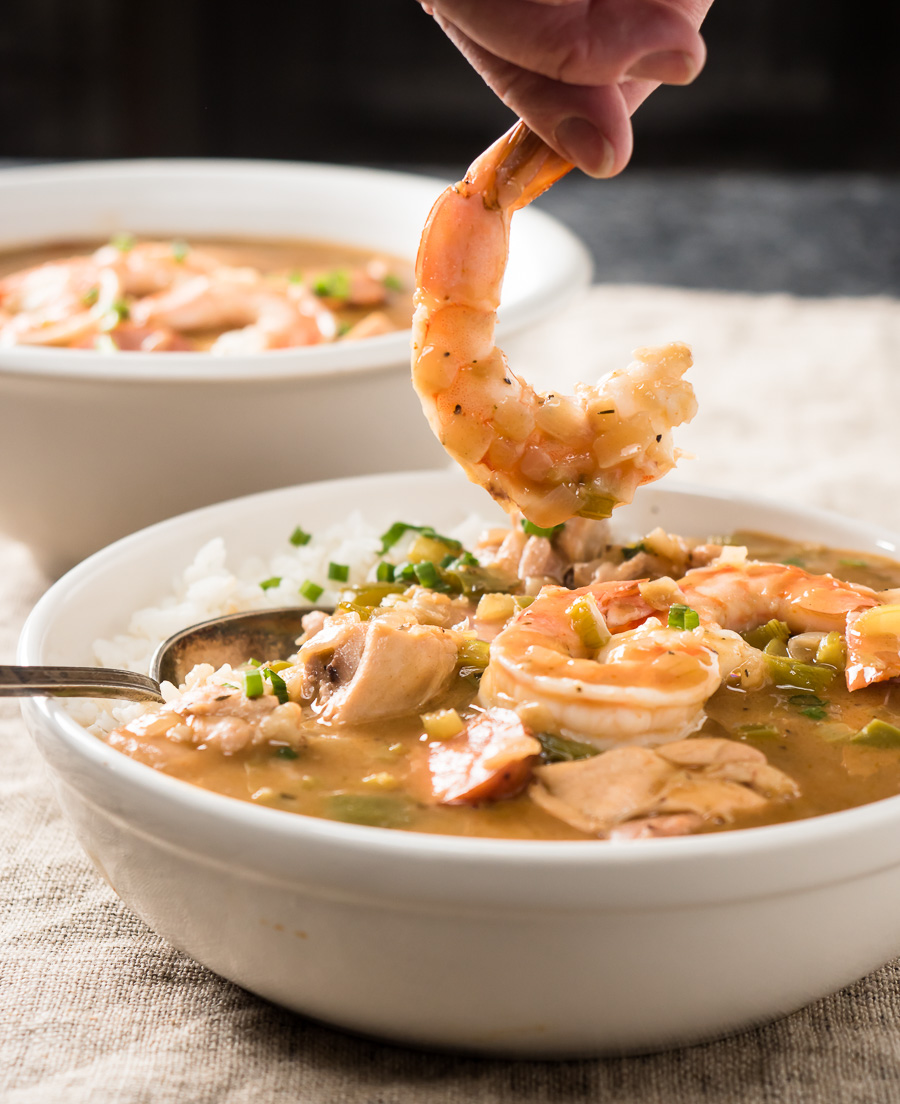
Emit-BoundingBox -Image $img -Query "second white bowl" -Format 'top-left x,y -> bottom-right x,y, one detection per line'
0,159 -> 592,574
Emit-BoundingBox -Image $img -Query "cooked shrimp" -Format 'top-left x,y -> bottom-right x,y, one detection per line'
92,240 -> 220,296
0,261 -> 120,346
412,121 -> 697,528
845,602 -> 900,691
479,580 -> 757,748
131,268 -> 333,353
677,560 -> 878,636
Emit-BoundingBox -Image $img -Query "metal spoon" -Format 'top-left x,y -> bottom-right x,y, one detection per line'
0,606 -> 324,703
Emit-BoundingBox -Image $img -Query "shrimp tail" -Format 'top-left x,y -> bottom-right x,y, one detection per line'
460,121 -> 572,213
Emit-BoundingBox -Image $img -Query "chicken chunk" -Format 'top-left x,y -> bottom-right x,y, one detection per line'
292,610 -> 460,723
530,737 -> 798,837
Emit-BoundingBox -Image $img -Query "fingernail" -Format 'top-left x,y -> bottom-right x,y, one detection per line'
625,50 -> 697,84
553,118 -> 615,178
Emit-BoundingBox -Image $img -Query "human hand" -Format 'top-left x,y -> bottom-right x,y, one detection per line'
419,0 -> 715,177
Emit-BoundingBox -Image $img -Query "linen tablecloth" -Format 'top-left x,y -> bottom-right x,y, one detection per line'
4,284 -> 900,1103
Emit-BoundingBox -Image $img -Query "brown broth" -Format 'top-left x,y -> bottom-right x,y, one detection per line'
104,530 -> 900,839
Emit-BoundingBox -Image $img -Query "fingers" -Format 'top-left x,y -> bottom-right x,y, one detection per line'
437,16 -> 641,177
426,0 -> 706,87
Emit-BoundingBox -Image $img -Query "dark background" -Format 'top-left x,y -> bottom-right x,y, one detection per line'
1,0 -> 897,171
1,1 -> 898,297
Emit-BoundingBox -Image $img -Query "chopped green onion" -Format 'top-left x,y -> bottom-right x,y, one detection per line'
94,334 -> 118,353
514,595 -> 535,609
786,692 -> 831,720
171,239 -> 189,263
247,658 -> 261,667
744,619 -> 792,650
668,604 -> 700,631
839,558 -> 869,569
313,269 -> 351,300
788,694 -> 828,708
781,556 -> 806,567
328,562 -> 350,582
110,231 -> 135,252
815,631 -> 846,670
243,668 -> 264,699
457,639 -> 491,669
259,576 -> 282,591
98,298 -> 130,332
376,562 -> 394,583
288,270 -> 304,284
382,272 -> 403,291
275,746 -> 299,760
536,732 -> 600,763
621,542 -> 647,562
379,521 -> 461,554
300,580 -> 323,602
81,285 -> 99,307
289,525 -> 312,546
521,519 -> 564,539
266,661 -> 292,673
413,561 -> 440,588
421,708 -> 465,740
336,322 -> 352,337
850,719 -> 900,748
763,653 -> 835,693
262,666 -> 289,704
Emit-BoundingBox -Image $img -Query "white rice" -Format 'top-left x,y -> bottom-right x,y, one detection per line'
70,510 -> 497,737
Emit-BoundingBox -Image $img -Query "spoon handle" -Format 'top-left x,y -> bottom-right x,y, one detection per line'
0,665 -> 164,703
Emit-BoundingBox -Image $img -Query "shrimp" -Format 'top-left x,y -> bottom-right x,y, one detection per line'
676,560 -> 879,637
479,580 -> 757,748
411,121 -> 697,529
131,268 -> 333,353
0,261 -> 120,346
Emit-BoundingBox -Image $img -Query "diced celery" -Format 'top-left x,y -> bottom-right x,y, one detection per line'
850,719 -> 900,748
763,653 -> 835,692
577,491 -> 617,520
567,594 -> 610,649
744,619 -> 791,650
408,533 -> 460,564
815,630 -> 846,671
327,793 -> 412,828
349,582 -> 406,608
457,639 -> 491,669
735,723 -> 781,740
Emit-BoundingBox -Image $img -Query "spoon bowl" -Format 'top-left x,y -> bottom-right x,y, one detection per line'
0,605 -> 324,702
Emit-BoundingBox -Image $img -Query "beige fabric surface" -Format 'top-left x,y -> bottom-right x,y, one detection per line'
5,284 -> 900,1103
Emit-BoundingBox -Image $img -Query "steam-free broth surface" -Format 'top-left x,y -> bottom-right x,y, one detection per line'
0,236 -> 413,352
101,526 -> 900,840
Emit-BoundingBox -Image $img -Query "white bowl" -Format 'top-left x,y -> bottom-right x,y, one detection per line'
21,471 -> 900,1057
0,160 -> 592,575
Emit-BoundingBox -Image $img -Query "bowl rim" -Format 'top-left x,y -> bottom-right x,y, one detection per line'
18,470 -> 900,874
0,157 -> 593,384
